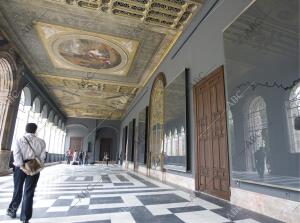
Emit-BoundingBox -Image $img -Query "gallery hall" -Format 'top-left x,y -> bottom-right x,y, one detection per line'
0,0 -> 298,222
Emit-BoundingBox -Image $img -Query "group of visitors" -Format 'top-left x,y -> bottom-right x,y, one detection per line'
66,149 -> 88,165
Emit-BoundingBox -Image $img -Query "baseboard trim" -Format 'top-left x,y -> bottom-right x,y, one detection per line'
231,187 -> 300,223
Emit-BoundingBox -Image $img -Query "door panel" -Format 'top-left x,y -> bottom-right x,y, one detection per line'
70,137 -> 83,152
194,66 -> 230,200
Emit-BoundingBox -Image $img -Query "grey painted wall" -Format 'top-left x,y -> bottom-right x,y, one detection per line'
119,0 -> 254,176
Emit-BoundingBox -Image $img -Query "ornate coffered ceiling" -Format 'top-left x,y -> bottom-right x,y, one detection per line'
38,74 -> 138,119
45,0 -> 201,30
0,0 -> 204,119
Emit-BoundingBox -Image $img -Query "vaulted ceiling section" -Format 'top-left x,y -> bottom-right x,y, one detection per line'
0,0 -> 204,119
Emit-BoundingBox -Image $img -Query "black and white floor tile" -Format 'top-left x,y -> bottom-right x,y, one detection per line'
0,165 -> 283,223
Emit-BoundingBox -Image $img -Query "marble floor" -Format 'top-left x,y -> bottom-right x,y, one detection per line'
0,164 -> 283,223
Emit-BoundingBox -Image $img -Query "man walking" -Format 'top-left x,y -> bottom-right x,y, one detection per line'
79,151 -> 84,165
254,147 -> 266,178
7,123 -> 46,223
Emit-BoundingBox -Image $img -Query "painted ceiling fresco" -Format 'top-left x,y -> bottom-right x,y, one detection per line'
36,23 -> 138,76
58,38 -> 123,70
38,75 -> 138,119
0,0 -> 204,119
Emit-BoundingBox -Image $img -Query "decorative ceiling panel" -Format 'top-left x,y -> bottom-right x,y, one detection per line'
46,0 -> 202,30
0,0 -> 204,119
38,75 -> 138,119
36,22 -> 139,76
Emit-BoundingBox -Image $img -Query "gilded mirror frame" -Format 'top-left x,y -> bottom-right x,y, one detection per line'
148,73 -> 166,170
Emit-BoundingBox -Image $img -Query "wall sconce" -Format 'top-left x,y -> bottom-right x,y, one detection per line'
294,117 -> 300,130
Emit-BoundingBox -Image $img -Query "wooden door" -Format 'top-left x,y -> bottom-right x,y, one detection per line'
70,137 -> 83,152
100,138 -> 112,161
194,66 -> 230,200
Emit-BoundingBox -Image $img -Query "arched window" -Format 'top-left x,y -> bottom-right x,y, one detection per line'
0,57 -> 13,145
164,133 -> 168,156
167,131 -> 172,156
246,96 -> 269,171
228,109 -> 236,154
287,83 -> 300,153
28,97 -> 41,123
12,90 -> 31,147
174,129 -> 179,155
179,126 -> 186,156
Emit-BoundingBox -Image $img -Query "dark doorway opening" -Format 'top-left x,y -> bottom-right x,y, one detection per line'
100,138 -> 113,161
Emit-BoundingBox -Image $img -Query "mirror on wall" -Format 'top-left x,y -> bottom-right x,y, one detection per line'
137,107 -> 148,164
163,69 -> 189,172
224,0 -> 299,190
122,126 -> 128,162
127,119 -> 135,162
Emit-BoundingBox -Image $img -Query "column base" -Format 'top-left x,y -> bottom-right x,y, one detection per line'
0,150 -> 12,176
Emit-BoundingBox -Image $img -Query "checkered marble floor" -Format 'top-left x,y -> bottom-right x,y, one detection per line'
0,164 -> 283,223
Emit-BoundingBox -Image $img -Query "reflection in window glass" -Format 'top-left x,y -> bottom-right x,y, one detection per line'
287,83 -> 300,153
246,96 -> 269,173
224,0 -> 299,190
164,127 -> 186,157
163,70 -> 188,171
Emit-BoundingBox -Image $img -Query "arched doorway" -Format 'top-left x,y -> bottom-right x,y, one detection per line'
95,127 -> 118,163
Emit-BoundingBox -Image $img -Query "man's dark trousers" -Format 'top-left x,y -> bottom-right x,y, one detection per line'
8,167 -> 40,221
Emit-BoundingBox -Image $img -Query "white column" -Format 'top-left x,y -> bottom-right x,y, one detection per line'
44,122 -> 50,152
48,123 -> 53,153
54,126 -> 59,154
58,129 -> 62,154
25,106 -> 31,124
51,126 -> 56,154
62,131 -> 66,154
41,119 -> 47,140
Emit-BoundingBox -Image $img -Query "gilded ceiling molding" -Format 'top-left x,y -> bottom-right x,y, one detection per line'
36,73 -> 140,87
37,74 -> 138,120
0,0 -> 204,119
45,0 -> 203,30
140,30 -> 180,87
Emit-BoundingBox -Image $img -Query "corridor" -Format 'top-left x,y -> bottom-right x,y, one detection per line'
0,0 -> 299,222
0,165 -> 281,223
